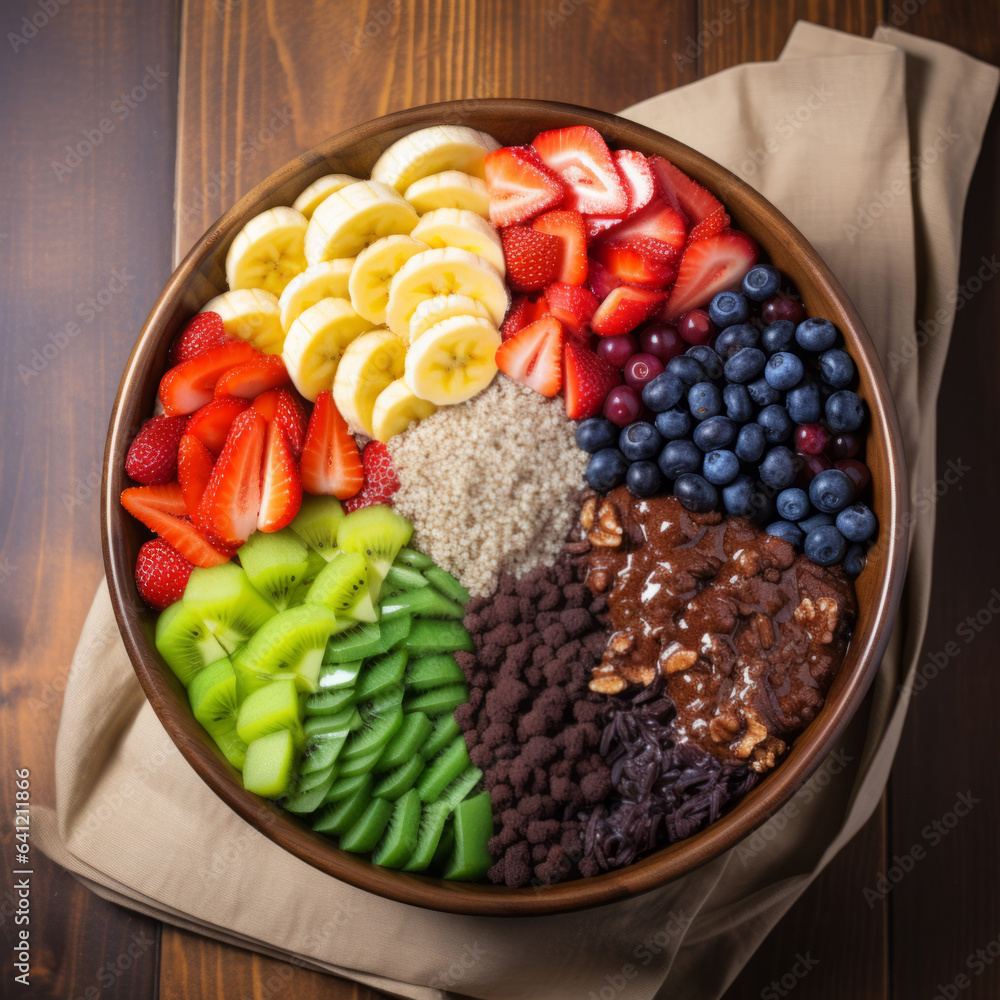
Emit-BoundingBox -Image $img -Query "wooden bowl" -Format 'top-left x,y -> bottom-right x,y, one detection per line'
103,99 -> 908,916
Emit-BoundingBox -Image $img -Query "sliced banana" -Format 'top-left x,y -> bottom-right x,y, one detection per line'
409,294 -> 492,344
278,259 -> 356,332
292,173 -> 362,219
370,378 -> 438,443
348,235 -> 427,325
370,125 -> 500,192
225,207 -> 308,297
332,328 -> 407,436
200,288 -> 284,354
403,170 -> 491,217
304,181 -> 419,265
385,247 -> 508,343
404,315 -> 501,406
410,208 -> 505,277
281,298 -> 373,401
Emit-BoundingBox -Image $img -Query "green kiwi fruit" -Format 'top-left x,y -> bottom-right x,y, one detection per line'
353,649 -> 408,702
236,529 -> 310,611
321,771 -> 370,806
289,495 -> 344,561
336,742 -> 386,778
182,563 -> 276,653
402,800 -> 450,872
382,564 -> 428,597
187,656 -> 247,769
423,566 -> 470,605
371,788 -> 422,867
305,685 -> 356,716
403,619 -> 474,656
155,600 -> 228,687
419,713 -> 461,760
342,685 -> 405,760
312,774 -> 373,832
283,770 -> 338,815
315,659 -> 364,691
442,791 -> 494,881
323,615 -> 411,664
375,711 -> 433,772
380,586 -> 465,621
242,729 -> 297,798
404,655 -> 466,692
288,549 -> 328,607
403,683 -> 470,717
394,547 -> 433,570
235,678 -> 304,748
339,797 -> 394,853
417,736 -> 471,803
305,551 -> 377,625
429,820 -> 455,874
371,755 -> 424,801
336,504 -> 413,604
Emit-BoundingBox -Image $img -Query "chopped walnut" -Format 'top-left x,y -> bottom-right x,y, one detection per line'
589,664 -> 627,695
598,500 -> 621,535
587,528 -> 622,548
662,648 -> 698,675
755,613 -> 775,649
609,632 -> 634,654
586,568 -> 611,592
793,596 -> 839,644
579,496 -> 598,531
709,709 -> 741,745
750,735 -> 787,773
733,709 -> 768,759
587,500 -> 623,548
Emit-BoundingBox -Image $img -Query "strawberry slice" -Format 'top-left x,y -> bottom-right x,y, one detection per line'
299,391 -> 364,499
257,422 -> 302,532
495,316 -> 563,397
563,339 -> 621,420
501,226 -> 562,292
485,145 -> 565,227
159,340 -> 257,416
186,395 -> 250,456
501,294 -> 550,341
342,442 -> 401,513
532,126 -> 627,216
252,387 -> 308,459
598,199 -> 686,261
648,155 -> 724,227
543,282 -> 599,337
214,354 -> 289,399
124,414 -> 188,485
532,209 -> 588,286
687,205 -> 730,243
585,215 -> 625,241
135,538 -> 196,610
587,258 -> 623,300
591,286 -> 667,336
591,242 -> 678,290
177,433 -> 215,516
167,312 -> 231,367
662,229 -> 759,321
584,149 -> 657,237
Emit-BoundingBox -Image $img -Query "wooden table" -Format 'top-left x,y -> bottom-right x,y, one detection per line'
2,1 -> 996,996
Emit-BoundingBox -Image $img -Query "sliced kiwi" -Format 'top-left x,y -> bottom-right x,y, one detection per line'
354,649 -> 408,702
288,549 -> 328,608
294,765 -> 340,795
283,770 -> 338,815
182,563 -> 276,653
394,547 -> 433,571
242,729 -> 297,798
304,706 -> 361,740
306,550 -> 378,626
323,615 -> 411,663
372,755 -> 424,800
375,711 -> 433,772
443,791 -> 494,880
321,771 -> 371,806
336,504 -> 413,604
237,529 -> 310,611
289,495 -> 344,561
417,736 -> 471,803
316,659 -> 364,691
188,656 -> 247,769
305,685 -> 357,716
336,743 -> 386,778
430,821 -> 456,874
299,706 -> 359,775
438,766 -> 484,810
235,678 -> 304,748
342,685 -> 405,760
382,564 -> 428,596
403,684 -> 470,717
312,774 -> 373,834
404,654 -> 466,692
381,587 -> 465,621
419,713 -> 462,760
339,797 -> 394,853
402,800 -> 451,872
404,619 -> 474,656
372,788 -> 421,867
423,566 -> 470,606
155,600 -> 228,687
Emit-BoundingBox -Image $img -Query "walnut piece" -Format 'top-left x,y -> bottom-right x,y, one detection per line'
587,528 -> 622,548
734,708 -> 768,759
580,496 -> 598,531
609,631 -> 635,654
589,665 -> 627,695
793,596 -> 839,644
587,499 -> 623,548
709,710 -> 740,745
750,735 -> 787,773
598,500 -> 621,535
662,648 -> 698,674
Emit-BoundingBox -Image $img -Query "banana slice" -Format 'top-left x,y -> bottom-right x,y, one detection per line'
304,181 -> 419,265
370,378 -> 438,443
403,170 -> 491,217
201,288 -> 284,354
371,125 -> 500,192
292,173 -> 362,219
409,294 -> 492,344
410,208 -> 505,277
226,207 -> 308,297
386,247 -> 508,343
282,298 -> 373,401
278,259 -> 356,331
348,235 -> 427,325
332,328 -> 407,436
404,314 -> 501,406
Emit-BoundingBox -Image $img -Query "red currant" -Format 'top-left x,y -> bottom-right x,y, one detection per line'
762,291 -> 806,325
676,309 -> 715,345
794,423 -> 831,456
595,334 -> 638,369
623,353 -> 665,389
794,451 -> 833,487
639,323 -> 686,363
836,459 -> 871,493
603,385 -> 642,427
828,433 -> 861,460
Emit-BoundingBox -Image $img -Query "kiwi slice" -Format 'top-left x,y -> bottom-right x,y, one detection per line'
187,656 -> 247,770
305,685 -> 356,716
155,601 -> 228,687
371,755 -> 424,801
375,711 -> 433,772
306,551 -> 377,625
242,729 -> 297,798
394,547 -> 433,571
235,678 -> 304,748
423,566 -> 470,606
404,654 -> 466,692
383,564 -> 428,596
430,821 -> 456,874
417,736 -> 471,803
304,706 -> 361,740
372,788 -> 422,867
289,495 -> 344,561
316,659 -> 364,691
439,766 -> 484,810
419,713 -> 461,760
403,684 -> 470,717
336,505 -> 413,604
283,770 -> 338,815
336,743 -> 386,778
323,615 -> 411,663
299,707 -> 360,775
294,765 -> 340,795
443,791 -> 494,880
182,563 -> 277,653
288,549 -> 328,608
381,587 -> 465,621
354,649 -> 408,702
401,801 -> 451,872
237,529 -> 310,611
321,771 -> 370,806
342,686 -> 405,760
404,619 -> 474,656
312,774 -> 373,834
339,796 -> 394,853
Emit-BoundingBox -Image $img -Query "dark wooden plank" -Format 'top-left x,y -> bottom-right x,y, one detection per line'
0,0 -> 180,996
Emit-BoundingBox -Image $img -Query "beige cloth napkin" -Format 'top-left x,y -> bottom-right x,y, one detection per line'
36,23 -> 998,1000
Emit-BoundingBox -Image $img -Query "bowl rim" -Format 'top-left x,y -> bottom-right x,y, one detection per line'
102,97 -> 909,916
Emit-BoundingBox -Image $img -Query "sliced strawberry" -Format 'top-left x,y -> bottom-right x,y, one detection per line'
135,538 -> 196,610
167,312 -> 231,367
485,145 -> 565,227
532,209 -> 587,286
585,214 -> 625,241
584,150 -> 657,236
544,282 -> 599,337
495,316 -> 563,397
252,387 -> 308,459
121,481 -> 187,516
121,484 -> 230,567
342,442 -> 401,513
159,340 -> 257,416
299,391 -> 364,499
598,199 -> 687,261
124,414 -> 187,485
177,434 -> 215,516
531,126 -> 627,216
648,155 -> 724,227
591,286 -> 667,336
591,242 -> 679,290
257,422 -> 302,532
687,205 -> 730,243
662,229 -> 759,321
501,226 -> 562,292
186,395 -> 251,456
214,354 -> 289,400
587,258 -> 623,300
501,294 -> 550,341
563,339 -> 621,420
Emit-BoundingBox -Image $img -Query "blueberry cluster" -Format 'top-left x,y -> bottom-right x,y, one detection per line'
576,265 -> 878,572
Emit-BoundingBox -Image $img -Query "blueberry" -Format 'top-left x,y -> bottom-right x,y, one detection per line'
619,421 -> 665,462
585,448 -> 629,492
761,320 -> 796,355
804,524 -> 848,566
703,449 -> 740,485
734,423 -> 766,463
809,469 -> 855,513
785,379 -> 823,423
766,520 -> 804,547
795,317 -> 838,352
575,417 -> 619,454
626,460 -> 665,498
666,355 -> 707,386
776,487 -> 811,521
742,264 -> 781,302
843,543 -> 867,577
800,512 -> 834,535
685,344 -> 723,379
688,382 -> 722,421
708,290 -> 750,328
654,407 -> 693,440
759,446 -> 798,489
836,502 -> 877,542
723,383 -> 754,424
693,415 -> 737,452
714,323 -> 758,360
764,351 -> 804,391
674,473 -> 719,513
825,390 -> 866,432
819,349 -> 856,389
722,474 -> 757,516
658,439 -> 703,478
756,403 -> 794,444
747,376 -> 782,407
724,347 -> 766,384
641,371 -> 686,412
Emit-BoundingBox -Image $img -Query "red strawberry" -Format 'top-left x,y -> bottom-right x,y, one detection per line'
590,242 -> 678,290
167,312 -> 231,367
121,484 -> 231,567
495,316 -> 563,396
124,414 -> 187,484
584,149 -> 657,236
501,294 -> 550,341
214,354 -> 289,399
662,229 -> 759,321
177,434 -> 215,516
159,340 -> 257,416
122,481 -> 188,516
587,258 -> 623,300
532,209 -> 588,286
342,442 -> 401,513
501,226 -> 562,292
485,145 -> 565,227
299,391 -> 364,499
135,538 -> 196,610
647,155 -> 723,227
532,126 -> 627,216
252,387 -> 308,459
598,199 -> 686,261
584,214 -> 624,241
186,395 -> 250,456
687,205 -> 730,243
591,286 -> 667,335
543,282 -> 599,337
563,338 -> 620,420
257,422 -> 302,532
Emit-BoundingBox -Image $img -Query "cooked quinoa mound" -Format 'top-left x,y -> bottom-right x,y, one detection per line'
387,378 -> 588,596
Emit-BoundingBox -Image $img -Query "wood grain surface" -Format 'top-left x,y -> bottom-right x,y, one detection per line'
2,0 -> 997,997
